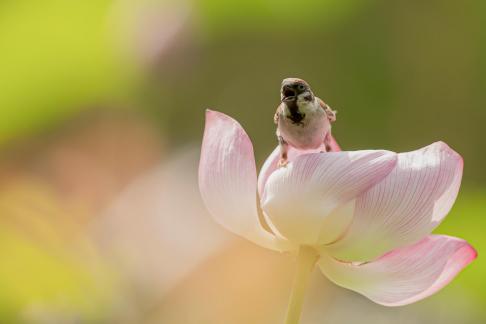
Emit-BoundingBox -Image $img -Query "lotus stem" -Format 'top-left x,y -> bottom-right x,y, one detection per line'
284,245 -> 319,324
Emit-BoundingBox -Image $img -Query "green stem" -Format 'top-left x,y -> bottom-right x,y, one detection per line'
284,246 -> 319,324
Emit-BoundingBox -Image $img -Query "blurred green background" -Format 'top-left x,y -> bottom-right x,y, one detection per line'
0,0 -> 484,323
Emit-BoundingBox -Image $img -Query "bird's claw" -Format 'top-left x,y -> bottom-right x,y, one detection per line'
277,159 -> 288,168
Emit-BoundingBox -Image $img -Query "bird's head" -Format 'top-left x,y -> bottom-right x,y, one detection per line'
280,78 -> 314,104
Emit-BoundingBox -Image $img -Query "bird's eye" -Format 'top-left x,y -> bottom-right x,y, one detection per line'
298,84 -> 306,91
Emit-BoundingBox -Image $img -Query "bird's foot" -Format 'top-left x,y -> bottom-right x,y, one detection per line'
277,159 -> 288,168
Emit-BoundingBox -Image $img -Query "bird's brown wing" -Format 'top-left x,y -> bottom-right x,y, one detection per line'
274,103 -> 282,124
318,97 -> 337,123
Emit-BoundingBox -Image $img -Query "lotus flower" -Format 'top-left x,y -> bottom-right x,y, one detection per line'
198,110 -> 476,310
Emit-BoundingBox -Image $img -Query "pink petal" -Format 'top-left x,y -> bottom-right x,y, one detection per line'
257,135 -> 341,197
327,142 -> 464,261
199,110 -> 290,251
261,150 -> 397,245
319,235 -> 477,306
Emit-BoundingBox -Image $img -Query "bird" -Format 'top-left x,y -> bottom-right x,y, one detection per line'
274,78 -> 336,167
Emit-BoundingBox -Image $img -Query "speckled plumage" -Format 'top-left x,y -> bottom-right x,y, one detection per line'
274,78 -> 336,166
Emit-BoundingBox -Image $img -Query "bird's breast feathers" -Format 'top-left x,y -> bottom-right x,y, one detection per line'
278,98 -> 330,150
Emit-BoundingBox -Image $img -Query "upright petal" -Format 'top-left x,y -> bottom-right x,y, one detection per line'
327,142 -> 463,261
199,110 -> 290,251
257,135 -> 341,197
261,150 -> 397,245
319,235 -> 477,306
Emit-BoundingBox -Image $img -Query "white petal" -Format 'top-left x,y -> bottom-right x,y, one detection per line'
199,110 -> 291,251
319,235 -> 477,306
261,150 -> 397,245
327,142 -> 464,261
257,135 -> 341,197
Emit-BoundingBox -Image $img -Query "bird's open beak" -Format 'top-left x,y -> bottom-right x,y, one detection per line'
282,96 -> 296,102
282,88 -> 296,102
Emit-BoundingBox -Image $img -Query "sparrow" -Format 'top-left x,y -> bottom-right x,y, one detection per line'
274,78 -> 336,167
